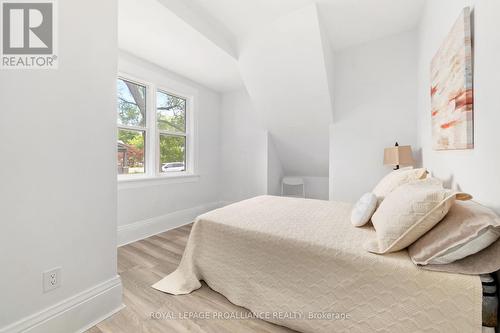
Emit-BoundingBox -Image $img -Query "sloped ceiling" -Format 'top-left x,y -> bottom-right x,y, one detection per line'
118,0 -> 242,91
318,0 -> 425,50
118,0 -> 425,91
239,4 -> 332,177
182,0 -> 425,50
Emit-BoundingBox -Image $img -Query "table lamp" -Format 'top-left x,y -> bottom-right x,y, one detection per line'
384,142 -> 414,170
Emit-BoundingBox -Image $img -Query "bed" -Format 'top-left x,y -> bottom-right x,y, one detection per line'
153,195 -> 485,332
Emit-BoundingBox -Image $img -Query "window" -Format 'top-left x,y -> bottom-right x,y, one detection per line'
117,78 -> 146,175
116,76 -> 193,180
157,91 -> 187,173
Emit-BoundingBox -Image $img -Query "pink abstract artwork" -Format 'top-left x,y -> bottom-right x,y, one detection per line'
430,7 -> 473,150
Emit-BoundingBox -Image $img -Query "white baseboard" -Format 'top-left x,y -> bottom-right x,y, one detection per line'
117,201 -> 225,246
1,276 -> 123,333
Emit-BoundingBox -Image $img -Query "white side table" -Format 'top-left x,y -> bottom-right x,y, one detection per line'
281,177 -> 305,198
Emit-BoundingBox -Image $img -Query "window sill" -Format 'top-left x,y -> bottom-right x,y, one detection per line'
117,173 -> 200,190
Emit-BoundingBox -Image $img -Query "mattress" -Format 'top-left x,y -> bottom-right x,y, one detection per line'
153,195 -> 482,333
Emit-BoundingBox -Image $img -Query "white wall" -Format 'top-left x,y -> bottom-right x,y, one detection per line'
220,89 -> 268,202
117,52 -> 223,244
0,0 -> 122,331
330,30 -> 419,202
417,0 -> 500,213
266,134 -> 284,196
239,4 -> 333,178
219,90 -> 329,201
317,9 -> 336,115
303,177 -> 329,200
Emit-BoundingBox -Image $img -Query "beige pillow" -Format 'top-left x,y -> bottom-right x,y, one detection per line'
372,167 -> 428,204
366,180 -> 471,254
409,200 -> 500,265
417,237 -> 500,275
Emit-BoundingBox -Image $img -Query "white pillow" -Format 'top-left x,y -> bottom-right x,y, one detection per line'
351,192 -> 377,227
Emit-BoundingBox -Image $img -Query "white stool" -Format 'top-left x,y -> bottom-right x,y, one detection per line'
281,177 -> 305,198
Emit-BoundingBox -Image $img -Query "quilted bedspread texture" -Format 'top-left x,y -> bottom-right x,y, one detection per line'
153,195 -> 482,333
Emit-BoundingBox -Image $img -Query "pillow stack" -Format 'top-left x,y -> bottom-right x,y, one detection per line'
350,167 -> 500,274
365,179 -> 469,254
350,167 -> 427,227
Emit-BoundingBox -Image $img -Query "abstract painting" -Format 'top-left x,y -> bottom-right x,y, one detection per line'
430,7 -> 473,150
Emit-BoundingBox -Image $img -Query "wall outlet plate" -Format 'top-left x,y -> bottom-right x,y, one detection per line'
43,267 -> 61,293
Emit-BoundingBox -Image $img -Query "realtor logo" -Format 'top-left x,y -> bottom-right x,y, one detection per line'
1,0 -> 57,69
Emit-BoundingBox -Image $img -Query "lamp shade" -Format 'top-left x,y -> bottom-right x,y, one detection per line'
384,145 -> 414,166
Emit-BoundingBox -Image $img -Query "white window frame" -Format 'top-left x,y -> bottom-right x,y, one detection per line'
155,87 -> 193,176
117,76 -> 148,177
117,73 -> 198,186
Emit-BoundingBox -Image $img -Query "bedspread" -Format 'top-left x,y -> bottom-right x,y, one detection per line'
153,195 -> 482,333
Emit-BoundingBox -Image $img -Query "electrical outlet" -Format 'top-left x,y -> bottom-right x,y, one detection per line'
43,267 -> 61,293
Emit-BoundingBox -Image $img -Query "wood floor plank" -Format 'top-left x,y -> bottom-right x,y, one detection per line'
85,326 -> 104,333
117,248 -> 139,274
86,223 -> 295,333
128,239 -> 177,263
119,244 -> 163,269
156,231 -> 192,249
143,236 -> 185,260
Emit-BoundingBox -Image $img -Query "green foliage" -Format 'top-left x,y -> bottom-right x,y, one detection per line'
159,135 -> 185,165
118,101 -> 144,127
118,130 -> 144,149
157,92 -> 185,133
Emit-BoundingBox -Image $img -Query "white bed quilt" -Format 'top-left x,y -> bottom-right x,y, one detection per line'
153,195 -> 482,333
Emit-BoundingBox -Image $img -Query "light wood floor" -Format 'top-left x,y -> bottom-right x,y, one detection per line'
86,223 -> 296,333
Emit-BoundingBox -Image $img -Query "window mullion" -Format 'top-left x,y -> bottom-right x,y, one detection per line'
118,124 -> 146,132
146,84 -> 156,177
158,130 -> 186,137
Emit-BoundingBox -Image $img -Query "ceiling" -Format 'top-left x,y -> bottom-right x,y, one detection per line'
118,0 -> 242,92
118,0 -> 425,92
318,0 -> 425,50
181,0 -> 312,47
182,0 -> 425,50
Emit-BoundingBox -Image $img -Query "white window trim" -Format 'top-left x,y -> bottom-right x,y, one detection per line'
117,72 -> 198,186
117,174 -> 200,190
